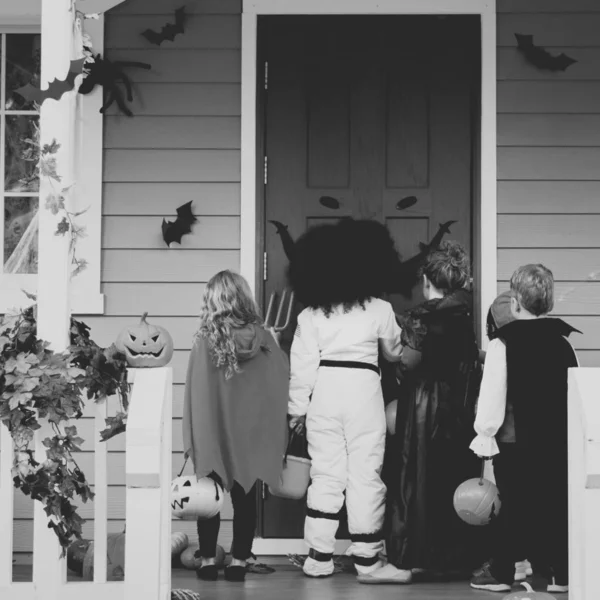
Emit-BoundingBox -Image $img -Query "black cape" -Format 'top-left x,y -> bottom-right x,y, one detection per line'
383,290 -> 489,574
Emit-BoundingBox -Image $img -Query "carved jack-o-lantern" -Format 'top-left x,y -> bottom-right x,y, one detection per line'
115,312 -> 174,368
171,476 -> 224,521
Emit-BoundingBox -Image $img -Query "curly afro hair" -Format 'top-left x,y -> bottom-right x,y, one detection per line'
287,218 -> 401,316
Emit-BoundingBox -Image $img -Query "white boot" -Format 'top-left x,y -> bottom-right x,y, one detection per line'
302,556 -> 334,578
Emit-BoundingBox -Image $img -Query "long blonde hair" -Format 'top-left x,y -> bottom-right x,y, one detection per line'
197,270 -> 262,379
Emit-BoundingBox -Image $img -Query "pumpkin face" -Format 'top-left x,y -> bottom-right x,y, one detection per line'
116,312 -> 174,368
171,475 -> 224,520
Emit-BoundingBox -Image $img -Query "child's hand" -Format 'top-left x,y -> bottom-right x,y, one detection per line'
289,415 -> 306,434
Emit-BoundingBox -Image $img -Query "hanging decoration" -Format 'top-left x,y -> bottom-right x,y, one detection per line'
396,196 -> 418,211
268,221 -> 296,261
162,201 -> 198,247
0,304 -> 129,555
13,58 -> 86,106
515,33 -> 577,72
142,6 -> 187,46
78,53 -> 151,116
319,196 -> 341,210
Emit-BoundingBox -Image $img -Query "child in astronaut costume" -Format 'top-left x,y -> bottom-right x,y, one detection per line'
286,219 -> 412,582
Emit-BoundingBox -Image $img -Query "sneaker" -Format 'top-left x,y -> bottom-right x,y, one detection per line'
548,577 -> 568,593
470,564 -> 511,592
515,560 -> 532,581
302,556 -> 334,578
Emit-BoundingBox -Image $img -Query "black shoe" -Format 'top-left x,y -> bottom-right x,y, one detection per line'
470,563 -> 511,592
196,565 -> 218,581
224,565 -> 246,582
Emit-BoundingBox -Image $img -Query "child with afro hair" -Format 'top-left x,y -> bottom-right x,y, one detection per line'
287,218 -> 411,583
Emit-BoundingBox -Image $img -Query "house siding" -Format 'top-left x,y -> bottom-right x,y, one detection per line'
497,0 -> 600,369
12,0 -> 242,553
10,0 -> 600,553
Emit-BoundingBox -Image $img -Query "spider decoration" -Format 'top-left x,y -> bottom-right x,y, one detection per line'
78,53 -> 151,116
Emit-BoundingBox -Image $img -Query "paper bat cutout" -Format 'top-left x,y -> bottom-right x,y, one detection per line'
13,58 -> 86,105
515,33 -> 577,72
142,7 -> 186,45
269,220 -> 296,261
162,201 -> 197,247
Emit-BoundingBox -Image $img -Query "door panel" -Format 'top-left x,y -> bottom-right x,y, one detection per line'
259,15 -> 479,538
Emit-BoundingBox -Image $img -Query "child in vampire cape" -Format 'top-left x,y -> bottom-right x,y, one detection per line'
182,270 -> 289,583
470,265 -> 580,594
287,219 -> 411,583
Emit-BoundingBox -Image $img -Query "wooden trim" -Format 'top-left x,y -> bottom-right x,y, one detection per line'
240,0 -> 498,342
243,0 -> 494,14
240,14 -> 258,296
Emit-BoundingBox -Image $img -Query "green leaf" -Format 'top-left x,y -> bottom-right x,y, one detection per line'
40,155 -> 61,181
42,140 -> 60,155
45,193 -> 65,216
55,217 -> 70,236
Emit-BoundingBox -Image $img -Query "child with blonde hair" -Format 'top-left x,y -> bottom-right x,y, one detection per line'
183,270 -> 289,582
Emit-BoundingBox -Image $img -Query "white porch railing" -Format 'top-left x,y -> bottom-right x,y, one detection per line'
568,367 -> 600,600
0,367 -> 173,600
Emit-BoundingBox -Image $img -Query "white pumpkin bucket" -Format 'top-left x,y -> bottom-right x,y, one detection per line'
171,459 -> 224,520
270,431 -> 311,500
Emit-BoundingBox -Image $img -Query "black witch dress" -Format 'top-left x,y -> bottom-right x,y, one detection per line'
383,290 -> 490,576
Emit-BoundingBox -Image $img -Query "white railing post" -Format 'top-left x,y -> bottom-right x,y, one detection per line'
34,0 -> 79,592
159,377 -> 173,600
124,368 -> 172,600
0,424 -> 15,588
93,397 -> 109,583
568,367 -> 600,600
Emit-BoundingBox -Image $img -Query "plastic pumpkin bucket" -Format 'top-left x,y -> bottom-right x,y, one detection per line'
270,430 -> 311,500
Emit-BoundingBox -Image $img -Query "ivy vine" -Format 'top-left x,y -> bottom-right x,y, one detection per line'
0,302 -> 129,555
40,139 -> 89,277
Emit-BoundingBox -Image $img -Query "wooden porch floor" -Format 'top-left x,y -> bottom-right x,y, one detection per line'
13,562 -> 569,598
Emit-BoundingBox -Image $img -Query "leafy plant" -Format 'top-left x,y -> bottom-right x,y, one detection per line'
0,303 -> 129,555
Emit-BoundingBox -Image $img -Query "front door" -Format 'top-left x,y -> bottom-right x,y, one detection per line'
259,15 -> 479,538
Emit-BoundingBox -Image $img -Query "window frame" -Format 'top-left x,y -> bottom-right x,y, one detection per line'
0,19 -> 105,315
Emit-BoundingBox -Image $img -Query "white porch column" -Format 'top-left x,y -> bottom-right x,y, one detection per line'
33,0 -> 77,585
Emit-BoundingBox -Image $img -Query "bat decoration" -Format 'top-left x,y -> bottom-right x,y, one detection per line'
319,196 -> 341,210
141,7 -> 186,46
162,201 -> 197,247
78,53 -> 151,116
392,220 -> 457,296
269,220 -> 296,261
13,58 -> 86,106
515,33 -> 577,72
396,196 -> 418,211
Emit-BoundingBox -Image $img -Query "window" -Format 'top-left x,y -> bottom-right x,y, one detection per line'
0,21 -> 105,315
1,32 -> 40,278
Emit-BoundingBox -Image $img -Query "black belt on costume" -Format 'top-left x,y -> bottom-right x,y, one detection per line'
319,360 -> 380,375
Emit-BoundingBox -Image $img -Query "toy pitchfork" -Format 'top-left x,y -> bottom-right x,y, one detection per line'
265,289 -> 295,344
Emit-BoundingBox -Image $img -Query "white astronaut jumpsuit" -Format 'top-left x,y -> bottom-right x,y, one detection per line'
289,298 -> 403,577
